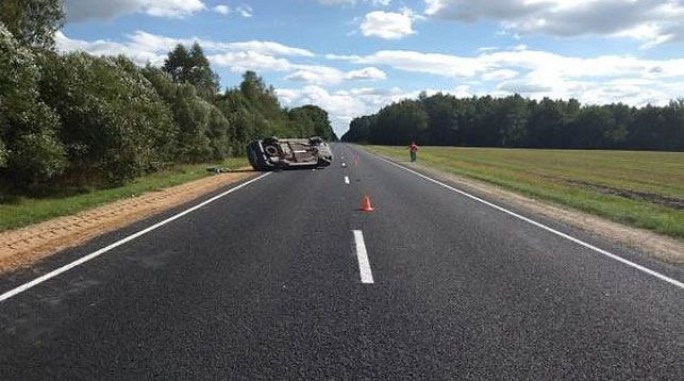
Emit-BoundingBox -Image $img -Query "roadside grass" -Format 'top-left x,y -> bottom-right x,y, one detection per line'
0,157 -> 250,232
366,146 -> 684,239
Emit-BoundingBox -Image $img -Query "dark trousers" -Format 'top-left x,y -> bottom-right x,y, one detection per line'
410,151 -> 417,162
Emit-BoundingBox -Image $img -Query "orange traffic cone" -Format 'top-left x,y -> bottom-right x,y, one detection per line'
359,195 -> 375,212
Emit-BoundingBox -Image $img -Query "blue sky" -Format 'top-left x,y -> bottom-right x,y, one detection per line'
58,0 -> 684,136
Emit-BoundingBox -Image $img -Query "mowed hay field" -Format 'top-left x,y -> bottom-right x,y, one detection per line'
368,146 -> 684,239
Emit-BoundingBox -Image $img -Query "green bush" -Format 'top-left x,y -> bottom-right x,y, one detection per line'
214,94 -> 254,156
143,67 -> 231,163
0,136 -> 7,168
173,84 -> 214,162
110,57 -> 179,167
39,52 -> 178,185
0,23 -> 65,187
207,106 -> 231,159
7,131 -> 66,182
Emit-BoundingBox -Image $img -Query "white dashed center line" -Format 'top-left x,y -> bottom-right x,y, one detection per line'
344,176 -> 350,184
353,230 -> 374,284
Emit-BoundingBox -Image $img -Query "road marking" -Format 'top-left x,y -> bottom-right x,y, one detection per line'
377,156 -> 684,291
0,173 -> 272,304
344,176 -> 350,184
353,230 -> 374,284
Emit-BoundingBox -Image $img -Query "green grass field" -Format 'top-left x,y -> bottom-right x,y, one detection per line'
367,146 -> 684,239
0,157 -> 250,232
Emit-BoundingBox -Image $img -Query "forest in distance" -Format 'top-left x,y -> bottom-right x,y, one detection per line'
341,92 -> 684,152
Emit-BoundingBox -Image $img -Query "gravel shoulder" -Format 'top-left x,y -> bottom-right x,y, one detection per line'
0,171 -> 257,274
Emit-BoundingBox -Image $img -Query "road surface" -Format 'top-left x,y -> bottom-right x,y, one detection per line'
1,144 -> 683,380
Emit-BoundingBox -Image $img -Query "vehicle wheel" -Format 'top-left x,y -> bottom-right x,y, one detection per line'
264,145 -> 279,156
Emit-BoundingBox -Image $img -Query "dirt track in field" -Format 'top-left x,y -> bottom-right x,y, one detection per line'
0,171 -> 256,274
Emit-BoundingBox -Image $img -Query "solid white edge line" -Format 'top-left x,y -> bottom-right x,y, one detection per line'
353,230 -> 374,284
0,172 -> 272,303
377,156 -> 684,291
344,176 -> 350,185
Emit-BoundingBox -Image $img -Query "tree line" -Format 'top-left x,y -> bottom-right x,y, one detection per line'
342,92 -> 684,152
1,1 -> 335,195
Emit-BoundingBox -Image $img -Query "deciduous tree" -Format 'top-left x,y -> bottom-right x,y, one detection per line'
0,0 -> 63,48
162,43 -> 220,100
0,24 -> 65,188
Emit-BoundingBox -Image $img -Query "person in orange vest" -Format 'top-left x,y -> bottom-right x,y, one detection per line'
408,141 -> 419,162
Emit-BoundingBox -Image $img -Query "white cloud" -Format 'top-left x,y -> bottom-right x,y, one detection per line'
64,0 -> 206,22
284,70 -> 331,84
236,5 -> 253,17
314,0 -> 357,5
497,81 -> 552,94
216,41 -> 314,57
346,67 -> 387,81
314,0 -> 392,6
123,31 -> 189,53
614,24 -> 676,49
214,5 -> 231,15
55,31 -> 167,66
340,50 -> 482,77
284,66 -> 348,86
211,51 -> 294,73
276,85 -> 411,135
336,47 -> 684,81
92,30 -> 315,59
277,85 -> 370,135
325,53 -> 363,61
360,9 -> 417,39
331,46 -> 684,108
482,69 -> 518,81
55,30 -> 314,67
423,0 -> 684,48
198,3 -> 253,18
314,0 -> 356,5
145,0 -> 206,17
55,31 -> 385,87
283,66 -> 387,85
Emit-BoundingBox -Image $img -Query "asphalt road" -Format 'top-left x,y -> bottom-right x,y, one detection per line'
1,144 -> 683,380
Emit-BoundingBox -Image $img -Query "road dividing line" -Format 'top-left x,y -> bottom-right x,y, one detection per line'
377,156 -> 684,291
344,176 -> 350,185
0,172 -> 272,304
353,230 -> 374,284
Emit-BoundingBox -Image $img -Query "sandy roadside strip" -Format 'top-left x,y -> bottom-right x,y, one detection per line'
377,154 -> 684,265
0,171 -> 257,274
